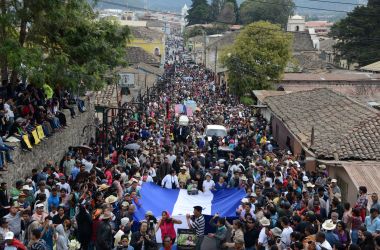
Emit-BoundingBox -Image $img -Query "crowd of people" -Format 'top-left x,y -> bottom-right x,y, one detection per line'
0,36 -> 379,250
0,81 -> 86,170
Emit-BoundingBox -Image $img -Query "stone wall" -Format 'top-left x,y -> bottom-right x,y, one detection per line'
0,99 -> 95,186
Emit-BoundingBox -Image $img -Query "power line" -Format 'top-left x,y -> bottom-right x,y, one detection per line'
304,0 -> 364,6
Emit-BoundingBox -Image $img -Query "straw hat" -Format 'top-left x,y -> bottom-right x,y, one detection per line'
322,219 -> 336,231
241,198 -> 249,203
100,211 -> 113,220
306,182 -> 315,188
241,175 -> 248,181
270,227 -> 282,237
260,217 -> 270,227
105,195 -> 118,204
98,184 -> 110,191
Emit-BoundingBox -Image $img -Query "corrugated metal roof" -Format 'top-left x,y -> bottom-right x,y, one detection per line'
340,161 -> 380,195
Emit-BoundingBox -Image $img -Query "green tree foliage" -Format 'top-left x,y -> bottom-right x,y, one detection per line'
218,2 -> 236,24
221,21 -> 292,96
225,0 -> 239,23
186,0 -> 211,25
210,0 -> 225,22
330,0 -> 380,66
0,0 -> 130,90
239,0 -> 295,28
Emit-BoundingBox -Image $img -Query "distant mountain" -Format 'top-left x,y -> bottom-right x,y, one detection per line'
96,0 -> 362,16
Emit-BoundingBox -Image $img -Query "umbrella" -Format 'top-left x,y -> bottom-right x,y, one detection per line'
125,143 -> 140,151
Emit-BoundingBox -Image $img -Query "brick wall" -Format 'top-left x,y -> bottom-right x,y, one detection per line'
0,99 -> 95,186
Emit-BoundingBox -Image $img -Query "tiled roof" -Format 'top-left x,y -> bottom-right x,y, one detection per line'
264,88 -> 380,160
125,47 -> 159,65
93,84 -> 119,108
319,39 -> 337,52
132,62 -> 164,76
130,26 -> 164,41
291,32 -> 316,52
293,54 -> 327,72
252,90 -> 292,104
283,71 -> 380,81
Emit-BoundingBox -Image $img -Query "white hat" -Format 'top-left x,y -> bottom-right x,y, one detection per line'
260,217 -> 271,227
4,231 -> 14,240
36,203 -> 44,208
205,173 -> 212,178
250,193 -> 257,198
22,185 -> 32,191
121,201 -> 129,207
121,217 -> 130,226
218,159 -> 226,163
302,176 -> 309,182
331,179 -> 337,183
241,175 -> 248,181
322,219 -> 336,230
306,182 -> 315,188
235,158 -> 242,162
241,198 -> 249,203
319,164 -> 326,170
214,166 -> 220,170
100,211 -> 113,220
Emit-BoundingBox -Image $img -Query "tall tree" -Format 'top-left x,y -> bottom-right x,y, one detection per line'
0,0 -> 130,89
239,0 -> 295,28
221,21 -> 292,96
225,0 -> 239,23
330,0 -> 380,66
210,0 -> 225,22
218,2 -> 236,24
186,0 -> 211,25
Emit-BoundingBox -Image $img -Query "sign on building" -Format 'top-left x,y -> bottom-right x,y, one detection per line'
118,73 -> 135,87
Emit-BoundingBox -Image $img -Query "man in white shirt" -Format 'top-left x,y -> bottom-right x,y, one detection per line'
316,232 -> 332,250
161,170 -> 179,189
280,217 -> 293,249
202,173 -> 215,193
166,150 -> 176,166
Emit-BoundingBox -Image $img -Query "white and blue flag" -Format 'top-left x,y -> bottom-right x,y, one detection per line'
133,183 -> 246,220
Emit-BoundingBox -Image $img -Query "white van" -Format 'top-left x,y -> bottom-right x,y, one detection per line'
205,125 -> 227,141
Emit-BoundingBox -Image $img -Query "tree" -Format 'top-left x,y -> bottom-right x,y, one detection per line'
0,0 -> 130,90
218,2 -> 236,24
186,0 -> 211,25
225,0 -> 239,23
220,21 -> 292,96
210,0 -> 225,22
330,1 -> 380,66
239,0 -> 295,28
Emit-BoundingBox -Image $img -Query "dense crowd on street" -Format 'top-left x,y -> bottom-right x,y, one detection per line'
0,36 -> 380,250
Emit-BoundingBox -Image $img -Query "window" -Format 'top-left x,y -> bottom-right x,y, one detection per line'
296,25 -> 299,31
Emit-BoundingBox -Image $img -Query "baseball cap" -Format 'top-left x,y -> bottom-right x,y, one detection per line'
4,231 -> 14,240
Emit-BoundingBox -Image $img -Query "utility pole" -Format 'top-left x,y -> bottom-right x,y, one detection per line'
202,29 -> 207,66
214,45 -> 218,83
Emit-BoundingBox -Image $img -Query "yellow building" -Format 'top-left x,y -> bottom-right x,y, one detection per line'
128,26 -> 166,68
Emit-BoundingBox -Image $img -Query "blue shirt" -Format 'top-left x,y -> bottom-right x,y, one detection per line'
365,216 -> 380,233
48,195 -> 60,212
70,167 -> 80,181
215,182 -> 227,190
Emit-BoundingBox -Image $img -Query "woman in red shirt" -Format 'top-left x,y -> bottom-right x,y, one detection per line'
156,211 -> 182,243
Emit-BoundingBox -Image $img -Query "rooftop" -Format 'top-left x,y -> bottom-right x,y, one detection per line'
129,26 -> 164,41
93,84 -> 120,108
291,32 -> 316,52
282,71 -> 380,81
125,46 -> 159,65
207,32 -> 239,49
361,61 -> 380,73
252,90 -> 292,104
132,62 -> 164,76
264,88 -> 380,160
